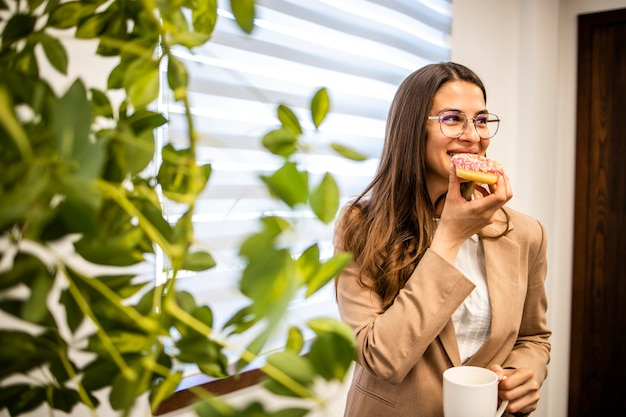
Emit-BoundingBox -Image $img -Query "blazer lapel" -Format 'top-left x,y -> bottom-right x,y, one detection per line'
439,320 -> 463,366
468,210 -> 520,366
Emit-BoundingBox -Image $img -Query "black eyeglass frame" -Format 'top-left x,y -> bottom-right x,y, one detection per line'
427,110 -> 500,139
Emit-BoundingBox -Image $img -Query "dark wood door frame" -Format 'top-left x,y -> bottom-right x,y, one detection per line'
569,7 -> 626,417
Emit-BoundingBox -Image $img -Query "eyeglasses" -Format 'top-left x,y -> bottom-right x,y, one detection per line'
427,110 -> 500,139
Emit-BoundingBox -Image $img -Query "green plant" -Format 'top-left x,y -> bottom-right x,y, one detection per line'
0,0 -> 361,416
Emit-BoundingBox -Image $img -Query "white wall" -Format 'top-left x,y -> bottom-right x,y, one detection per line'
451,1 -> 626,417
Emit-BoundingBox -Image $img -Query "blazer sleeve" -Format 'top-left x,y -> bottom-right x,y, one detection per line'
335,242 -> 475,384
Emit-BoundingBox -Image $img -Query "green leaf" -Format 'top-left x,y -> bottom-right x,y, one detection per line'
76,10 -> 114,39
158,145 -> 212,203
128,70 -> 159,109
171,31 -> 212,48
126,109 -> 167,133
108,122 -> 157,176
160,5 -> 189,34
310,87 -> 330,129
170,210 -> 193,265
181,250 -> 216,271
271,408 -> 309,417
238,216 -> 291,261
230,0 -> 255,34
150,371 -> 183,411
50,386 -> 81,413
82,359 -> 120,391
135,194 -> 174,244
10,41 -> 38,77
73,220 -> 148,266
110,370 -> 140,411
0,85 -> 32,160
307,332 -> 355,381
233,330 -> 268,371
192,305 -> 215,330
48,1 -> 99,29
285,326 -> 304,354
21,272 -> 54,323
175,304 -> 215,338
240,248 -> 297,317
53,187 -> 102,235
124,57 -> 159,109
167,54 -> 188,101
295,244 -> 320,284
260,162 -> 308,207
192,0 -> 218,35
176,335 -> 228,378
330,142 -> 368,161
306,317 -> 355,347
48,355 -> 76,385
95,9 -> 132,56
108,330 -> 154,354
0,253 -> 48,291
221,305 -> 258,335
175,290 -> 198,315
40,32 -> 68,74
0,299 -> 55,327
108,59 -> 129,89
0,330 -> 58,379
1,13 -> 36,46
195,400 -> 236,417
262,351 -> 314,398
53,79 -> 93,164
262,128 -> 298,158
309,172 -> 339,224
0,384 -> 46,416
306,252 -> 352,297
277,104 -> 302,136
60,289 -> 84,332
90,88 -> 114,118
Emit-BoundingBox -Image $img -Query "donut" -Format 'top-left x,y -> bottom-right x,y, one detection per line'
451,153 -> 504,185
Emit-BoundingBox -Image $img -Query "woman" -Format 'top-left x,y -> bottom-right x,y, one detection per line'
334,62 -> 551,417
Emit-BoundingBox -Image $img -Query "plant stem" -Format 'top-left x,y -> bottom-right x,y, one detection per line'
63,266 -> 135,381
97,180 -> 183,260
163,297 -> 322,404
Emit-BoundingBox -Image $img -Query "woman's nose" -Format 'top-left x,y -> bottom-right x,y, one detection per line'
458,120 -> 481,142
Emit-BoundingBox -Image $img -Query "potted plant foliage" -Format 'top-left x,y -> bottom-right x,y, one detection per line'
0,0 -> 360,416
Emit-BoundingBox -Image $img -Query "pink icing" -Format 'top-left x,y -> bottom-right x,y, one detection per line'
451,153 -> 504,174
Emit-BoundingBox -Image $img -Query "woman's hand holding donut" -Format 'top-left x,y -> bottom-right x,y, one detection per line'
429,163 -> 512,264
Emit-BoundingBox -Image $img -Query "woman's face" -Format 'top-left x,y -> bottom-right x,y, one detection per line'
424,80 -> 490,201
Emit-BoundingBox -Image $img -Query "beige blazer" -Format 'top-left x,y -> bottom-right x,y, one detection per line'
335,207 -> 551,417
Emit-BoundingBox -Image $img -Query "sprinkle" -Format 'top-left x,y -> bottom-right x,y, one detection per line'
451,153 -> 504,174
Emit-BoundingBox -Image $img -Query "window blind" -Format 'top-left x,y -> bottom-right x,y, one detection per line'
158,0 -> 451,370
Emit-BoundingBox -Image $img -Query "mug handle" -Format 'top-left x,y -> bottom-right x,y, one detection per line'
495,400 -> 509,417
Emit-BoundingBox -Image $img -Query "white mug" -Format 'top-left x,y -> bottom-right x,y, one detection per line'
443,366 -> 509,417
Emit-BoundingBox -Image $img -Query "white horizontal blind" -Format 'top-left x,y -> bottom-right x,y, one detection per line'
159,0 -> 451,367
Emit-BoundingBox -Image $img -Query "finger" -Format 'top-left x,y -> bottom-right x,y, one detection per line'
489,174 -> 511,202
489,364 -> 507,382
447,162 -> 463,197
502,173 -> 513,200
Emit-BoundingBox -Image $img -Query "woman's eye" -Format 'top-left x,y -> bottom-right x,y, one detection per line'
441,113 -> 463,124
475,116 -> 489,126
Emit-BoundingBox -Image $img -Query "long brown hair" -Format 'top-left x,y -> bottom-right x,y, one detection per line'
335,62 -> 509,309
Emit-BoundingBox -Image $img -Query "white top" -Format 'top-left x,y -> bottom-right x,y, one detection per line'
452,234 -> 492,364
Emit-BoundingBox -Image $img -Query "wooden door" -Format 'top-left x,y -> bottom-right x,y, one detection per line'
569,7 -> 626,417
